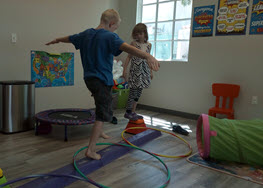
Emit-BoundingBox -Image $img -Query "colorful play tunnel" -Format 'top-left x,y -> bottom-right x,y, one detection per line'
196,114 -> 263,167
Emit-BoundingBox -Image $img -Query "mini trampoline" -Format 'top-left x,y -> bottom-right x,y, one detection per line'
35,108 -> 95,141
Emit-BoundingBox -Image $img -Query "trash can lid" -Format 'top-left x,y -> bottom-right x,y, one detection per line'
0,80 -> 35,85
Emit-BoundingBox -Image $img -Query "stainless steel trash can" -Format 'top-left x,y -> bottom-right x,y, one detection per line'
0,81 -> 35,133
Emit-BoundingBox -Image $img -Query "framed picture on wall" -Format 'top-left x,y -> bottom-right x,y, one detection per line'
216,0 -> 249,36
192,5 -> 215,37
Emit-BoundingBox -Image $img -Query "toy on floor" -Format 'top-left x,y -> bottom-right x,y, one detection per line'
113,78 -> 127,90
122,127 -> 193,158
74,142 -> 170,188
197,114 -> 263,167
112,60 -> 129,90
0,168 -> 10,188
125,119 -> 147,134
7,130 -> 163,188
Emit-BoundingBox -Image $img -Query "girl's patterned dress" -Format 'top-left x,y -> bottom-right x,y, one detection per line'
128,41 -> 151,89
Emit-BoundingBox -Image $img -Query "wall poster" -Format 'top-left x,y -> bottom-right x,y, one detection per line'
31,51 -> 74,88
216,0 -> 249,35
250,0 -> 263,34
192,5 -> 215,37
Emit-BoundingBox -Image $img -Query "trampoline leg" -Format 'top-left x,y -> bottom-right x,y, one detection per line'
35,121 -> 39,136
64,125 -> 68,142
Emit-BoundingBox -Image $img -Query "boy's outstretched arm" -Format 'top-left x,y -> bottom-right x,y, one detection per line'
46,36 -> 71,45
120,43 -> 160,71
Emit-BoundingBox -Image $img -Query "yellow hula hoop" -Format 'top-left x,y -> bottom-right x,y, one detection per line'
121,127 -> 193,158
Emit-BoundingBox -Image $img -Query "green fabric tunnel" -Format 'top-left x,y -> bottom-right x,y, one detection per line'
196,114 -> 263,167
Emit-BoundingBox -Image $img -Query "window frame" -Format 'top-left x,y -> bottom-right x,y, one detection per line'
136,0 -> 192,62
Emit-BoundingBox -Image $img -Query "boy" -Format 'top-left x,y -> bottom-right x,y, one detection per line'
46,9 -> 159,160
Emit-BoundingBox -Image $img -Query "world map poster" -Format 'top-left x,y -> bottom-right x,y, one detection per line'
31,51 -> 74,88
216,0 -> 249,35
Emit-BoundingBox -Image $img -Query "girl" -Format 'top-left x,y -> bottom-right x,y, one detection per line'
123,23 -> 153,121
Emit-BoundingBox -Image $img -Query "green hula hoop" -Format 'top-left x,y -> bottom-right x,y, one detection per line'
73,143 -> 171,188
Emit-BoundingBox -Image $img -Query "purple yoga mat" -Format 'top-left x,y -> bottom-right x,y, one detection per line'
19,129 -> 161,188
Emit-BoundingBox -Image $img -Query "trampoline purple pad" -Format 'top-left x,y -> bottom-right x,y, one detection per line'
35,108 -> 95,141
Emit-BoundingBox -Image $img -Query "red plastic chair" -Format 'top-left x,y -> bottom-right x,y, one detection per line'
208,83 -> 240,119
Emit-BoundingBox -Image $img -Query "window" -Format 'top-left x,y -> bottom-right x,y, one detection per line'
137,0 -> 193,61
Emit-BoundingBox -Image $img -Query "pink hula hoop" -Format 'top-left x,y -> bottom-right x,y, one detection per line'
196,114 -> 217,159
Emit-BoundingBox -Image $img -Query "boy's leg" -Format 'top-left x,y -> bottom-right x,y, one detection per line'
101,131 -> 110,139
86,120 -> 103,160
84,78 -> 113,160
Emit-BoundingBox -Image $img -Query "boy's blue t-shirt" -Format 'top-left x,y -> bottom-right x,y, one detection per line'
69,28 -> 124,86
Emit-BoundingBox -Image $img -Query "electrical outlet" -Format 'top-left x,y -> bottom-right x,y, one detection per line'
251,96 -> 258,105
11,33 -> 17,43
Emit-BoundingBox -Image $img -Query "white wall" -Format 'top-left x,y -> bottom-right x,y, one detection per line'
0,0 -> 119,112
1,0 -> 262,120
118,0 -> 138,59
118,0 -> 263,120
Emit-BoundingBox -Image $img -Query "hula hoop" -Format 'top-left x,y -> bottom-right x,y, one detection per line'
0,174 -> 100,188
73,143 -> 171,188
122,127 -> 192,158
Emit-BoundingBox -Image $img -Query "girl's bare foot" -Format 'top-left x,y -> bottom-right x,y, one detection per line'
85,150 -> 101,160
101,132 -> 111,139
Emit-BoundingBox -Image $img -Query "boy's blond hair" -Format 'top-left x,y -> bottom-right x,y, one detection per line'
100,9 -> 121,24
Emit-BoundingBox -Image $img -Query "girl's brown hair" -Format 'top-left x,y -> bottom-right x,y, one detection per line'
132,23 -> 148,42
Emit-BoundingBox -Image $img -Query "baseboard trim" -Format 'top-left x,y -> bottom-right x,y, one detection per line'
137,104 -> 200,120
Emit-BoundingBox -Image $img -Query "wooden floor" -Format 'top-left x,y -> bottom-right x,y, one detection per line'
0,109 -> 261,188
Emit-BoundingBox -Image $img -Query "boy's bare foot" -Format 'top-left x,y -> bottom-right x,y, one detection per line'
101,132 -> 111,139
85,150 -> 101,160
